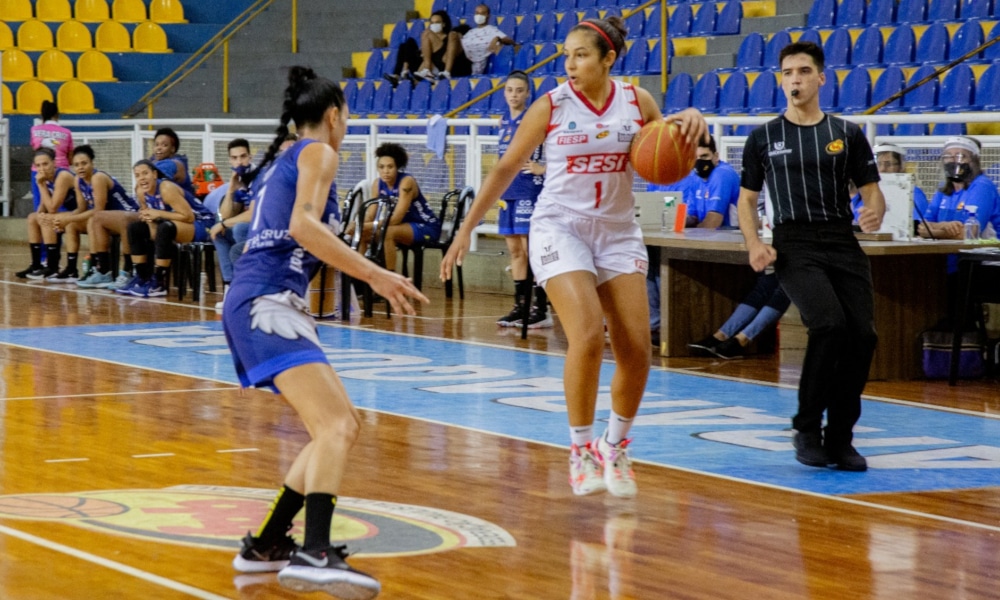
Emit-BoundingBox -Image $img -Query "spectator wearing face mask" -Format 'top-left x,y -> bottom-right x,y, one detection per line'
461,4 -> 518,76
919,136 -> 1000,240
676,136 -> 741,228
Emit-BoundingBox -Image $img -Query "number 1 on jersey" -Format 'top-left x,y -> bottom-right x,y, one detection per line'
594,181 -> 602,208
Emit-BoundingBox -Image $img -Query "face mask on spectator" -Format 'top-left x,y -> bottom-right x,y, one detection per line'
695,159 -> 715,178
944,161 -> 971,182
429,23 -> 443,33
474,14 -> 487,25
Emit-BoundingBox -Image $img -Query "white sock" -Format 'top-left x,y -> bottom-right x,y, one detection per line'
605,411 -> 634,446
570,424 -> 594,448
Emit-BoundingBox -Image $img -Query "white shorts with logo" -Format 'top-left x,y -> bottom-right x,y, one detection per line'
528,203 -> 648,288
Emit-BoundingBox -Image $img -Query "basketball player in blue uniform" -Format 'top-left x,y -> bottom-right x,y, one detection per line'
18,148 -> 78,280
151,127 -> 196,195
494,70 -> 550,329
224,66 -> 426,599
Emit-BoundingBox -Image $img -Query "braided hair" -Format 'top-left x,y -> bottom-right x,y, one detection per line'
247,66 -> 345,184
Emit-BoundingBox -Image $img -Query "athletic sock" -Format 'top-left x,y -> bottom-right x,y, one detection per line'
570,424 -> 594,448
135,261 -> 152,281
605,410 -> 635,446
255,485 -> 305,545
154,266 -> 169,284
66,252 -> 78,272
303,492 -> 337,551
95,251 -> 111,274
29,243 -> 42,268
45,244 -> 60,269
123,254 -> 134,273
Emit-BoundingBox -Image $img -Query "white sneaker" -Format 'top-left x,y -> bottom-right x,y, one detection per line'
569,442 -> 606,496
439,70 -> 451,80
105,270 -> 132,290
596,435 -> 637,498
215,283 -> 230,312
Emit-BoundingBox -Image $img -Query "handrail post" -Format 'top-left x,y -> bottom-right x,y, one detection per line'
292,0 -> 298,53
223,40 -> 230,113
661,0 -> 668,96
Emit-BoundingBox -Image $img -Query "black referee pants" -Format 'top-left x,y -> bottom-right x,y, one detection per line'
772,222 -> 878,450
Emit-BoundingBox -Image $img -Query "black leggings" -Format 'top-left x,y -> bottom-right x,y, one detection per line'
127,219 -> 178,261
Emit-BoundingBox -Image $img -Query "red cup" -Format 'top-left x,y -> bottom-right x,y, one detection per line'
673,202 -> 687,233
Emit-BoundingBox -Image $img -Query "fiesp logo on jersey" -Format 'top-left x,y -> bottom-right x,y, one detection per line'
567,153 -> 629,174
557,134 -> 589,145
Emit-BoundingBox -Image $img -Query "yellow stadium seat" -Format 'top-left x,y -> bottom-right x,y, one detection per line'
111,0 -> 147,22
149,0 -> 187,23
57,80 -> 99,113
0,0 -> 33,21
16,80 -> 55,115
36,0 -> 73,21
76,49 -> 116,81
1,48 -> 34,81
56,19 -> 93,51
95,19 -> 131,51
17,19 -> 55,51
36,49 -> 74,81
0,22 -> 13,49
2,83 -> 14,114
75,0 -> 111,22
133,21 -> 171,53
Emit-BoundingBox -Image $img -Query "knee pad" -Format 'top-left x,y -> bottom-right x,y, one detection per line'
154,220 -> 178,260
126,220 -> 152,256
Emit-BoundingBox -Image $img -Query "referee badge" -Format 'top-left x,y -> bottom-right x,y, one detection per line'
826,139 -> 845,155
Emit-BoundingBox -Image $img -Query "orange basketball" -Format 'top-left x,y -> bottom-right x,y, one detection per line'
629,120 -> 696,185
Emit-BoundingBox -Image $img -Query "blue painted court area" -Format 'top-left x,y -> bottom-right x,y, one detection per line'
3,321 -> 1000,496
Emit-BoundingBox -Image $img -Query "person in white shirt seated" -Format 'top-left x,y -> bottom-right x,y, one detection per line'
461,4 -> 518,75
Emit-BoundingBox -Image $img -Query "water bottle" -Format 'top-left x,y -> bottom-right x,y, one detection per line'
964,206 -> 980,240
80,254 -> 91,277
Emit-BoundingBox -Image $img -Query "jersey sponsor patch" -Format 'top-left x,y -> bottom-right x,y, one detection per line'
826,139 -> 845,155
557,134 -> 589,145
566,153 -> 630,174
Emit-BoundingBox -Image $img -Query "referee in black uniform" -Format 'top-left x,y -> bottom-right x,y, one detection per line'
736,41 -> 885,472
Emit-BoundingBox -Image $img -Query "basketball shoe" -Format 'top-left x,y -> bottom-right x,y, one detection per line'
569,442 -> 606,496
277,545 -> 381,599
595,435 -> 637,498
232,532 -> 298,573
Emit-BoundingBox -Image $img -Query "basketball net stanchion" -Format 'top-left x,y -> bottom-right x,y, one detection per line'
863,34 -> 1000,115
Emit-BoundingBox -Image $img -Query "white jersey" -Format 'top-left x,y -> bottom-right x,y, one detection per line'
537,79 -> 645,222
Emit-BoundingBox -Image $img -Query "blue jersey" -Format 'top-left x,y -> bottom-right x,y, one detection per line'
688,161 -> 740,226
232,139 -> 341,298
378,173 -> 439,226
143,179 -> 216,226
79,170 -> 138,212
47,168 -> 77,212
498,109 -> 543,201
154,153 -> 195,195
925,174 -> 1000,233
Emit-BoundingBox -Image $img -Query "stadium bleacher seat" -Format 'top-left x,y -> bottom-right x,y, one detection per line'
746,71 -> 776,112
949,19 -> 984,60
690,2 -> 716,35
534,12 -> 557,42
646,38 -> 668,74
77,49 -> 116,81
497,15 -> 515,39
515,14 -> 535,42
820,67 -> 838,110
715,1 -> 742,35
18,19 -> 56,51
932,122 -> 966,135
36,49 -> 74,81
807,0 -> 836,27
536,42 -> 558,74
823,26 -> 852,67
555,11 -> 578,41
763,31 -> 791,68
576,0 -> 597,9
896,0 -> 926,23
915,22 -> 948,64
343,79 -> 358,107
498,0 -> 518,15
836,0 -> 866,26
871,65 -> 905,111
938,63 -> 973,109
490,44 -> 514,74
734,32 -> 764,69
927,0 -> 958,22
896,123 -> 929,135
371,81 -> 393,116
449,78 -> 471,112
883,25 -> 916,64
2,83 -> 14,114
16,80 -> 55,114
408,19 -> 424,44
0,0 -> 33,22
133,21 -> 171,52
57,80 -> 99,113
839,66 -> 871,112
489,81 -> 507,114
624,5 -> 646,39
663,4 -> 688,38
364,50 -> 384,80
0,23 -> 13,49
717,71 -> 748,114
75,0 -> 111,23
866,0 -> 895,24
354,80 -> 376,115
985,22 -> 1000,60
466,78 -> 493,115
1,49 -> 35,81
851,25 -> 883,65
388,20 -> 409,48
901,64 -> 938,111
622,38 -> 649,74
428,79 -> 452,114
536,0 -> 556,13
389,78 -> 413,115
797,28 -> 822,47
534,75 -> 557,96
56,20 -> 94,52
112,0 -> 147,22
959,0 -> 990,19
150,0 -> 187,24
691,71 -> 720,113
975,62 -> 1000,110
512,42 -> 536,71
37,0 -> 73,21
95,19 -> 132,51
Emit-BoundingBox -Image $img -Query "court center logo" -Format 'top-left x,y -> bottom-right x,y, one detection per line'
0,485 -> 515,557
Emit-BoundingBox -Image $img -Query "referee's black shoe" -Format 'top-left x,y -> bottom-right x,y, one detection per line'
793,431 -> 830,468
688,335 -> 722,357
826,444 -> 868,472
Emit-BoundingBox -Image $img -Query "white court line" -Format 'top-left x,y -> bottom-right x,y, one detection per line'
132,453 -> 176,459
215,448 -> 259,454
2,388 -> 232,402
44,458 -> 89,463
0,523 -> 233,600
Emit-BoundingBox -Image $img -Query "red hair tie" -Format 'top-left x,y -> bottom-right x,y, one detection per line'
578,21 -> 615,54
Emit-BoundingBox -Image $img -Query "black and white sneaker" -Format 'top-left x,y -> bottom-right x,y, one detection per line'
277,545 -> 381,600
525,307 -> 553,329
232,531 -> 298,573
496,303 -> 525,327
15,265 -> 44,279
46,268 -> 79,283
27,266 -> 58,280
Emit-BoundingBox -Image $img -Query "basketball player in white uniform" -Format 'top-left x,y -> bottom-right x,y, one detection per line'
441,17 -> 706,498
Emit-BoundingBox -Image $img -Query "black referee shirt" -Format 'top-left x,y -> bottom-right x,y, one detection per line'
740,114 -> 880,226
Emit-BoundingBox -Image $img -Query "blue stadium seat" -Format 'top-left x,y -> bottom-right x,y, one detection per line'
381,48 -> 399,78
498,0 -> 519,15
576,0 -> 597,8
388,21 -> 408,48
960,0 -> 990,19
536,42 -> 559,74
343,80 -> 359,109
836,0 -> 866,26
428,79 -> 452,114
624,6 -> 646,39
938,63 -> 973,110
691,71 -> 720,113
466,78 -> 494,115
517,0 -> 536,12
851,25 -> 883,65
515,14 -> 535,42
535,12 -> 557,42
389,79 -> 413,115
365,50 -> 384,80
895,123 -> 929,135
883,25 -> 916,65
645,4 -> 664,38
489,81 -> 508,114
823,27 -> 852,67
866,0 -> 895,24
497,15 -> 516,38
554,52 -> 566,74
664,4 -> 690,38
746,72 -> 778,113
664,72 -> 693,112
807,0 -> 837,27
927,0 -> 958,21
536,0 -> 556,13
820,67 -> 839,110
932,123 -> 966,135
896,0 -> 926,23
763,31 -> 792,68
449,78 -> 471,112
553,0 -> 574,10
901,64 -> 939,111
975,62 -> 1000,110
433,0 -> 449,13
985,21 -> 1000,61
690,2 -> 716,35
580,7 -> 605,22
839,66 -> 871,112
715,1 -> 741,35
534,75 -> 558,96
409,79 -> 433,115
371,81 -> 394,116
555,10 -> 578,40
717,71 -> 748,114
512,43 -> 536,71
915,23 -> 948,64
622,39 -> 649,74
353,80 -> 376,115
736,32 -> 765,69
409,20 -> 425,42
949,19 -> 984,61
871,65 -> 905,111
646,38 -> 669,74
797,28 -> 823,47
490,44 -> 515,74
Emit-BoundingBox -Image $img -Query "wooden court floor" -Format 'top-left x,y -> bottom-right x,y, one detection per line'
1,241 -> 1000,599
